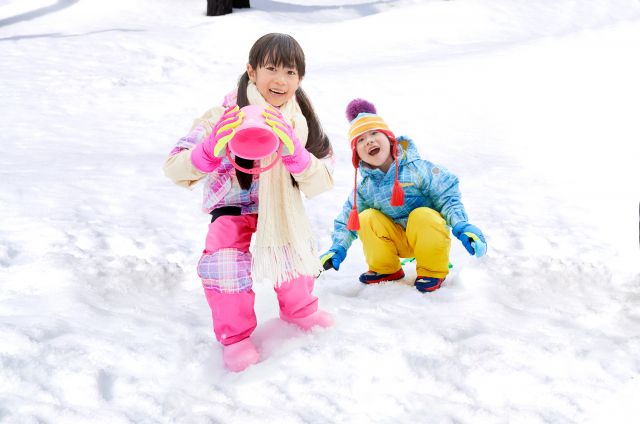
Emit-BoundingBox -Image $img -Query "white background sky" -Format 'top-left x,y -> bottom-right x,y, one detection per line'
1,0 -> 640,423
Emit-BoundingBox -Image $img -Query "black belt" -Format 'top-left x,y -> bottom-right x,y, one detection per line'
210,206 -> 242,223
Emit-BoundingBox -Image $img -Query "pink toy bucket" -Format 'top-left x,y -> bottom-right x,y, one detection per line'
226,105 -> 281,174
228,105 -> 280,160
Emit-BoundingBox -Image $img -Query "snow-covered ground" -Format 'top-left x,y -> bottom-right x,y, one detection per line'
1,0 -> 639,422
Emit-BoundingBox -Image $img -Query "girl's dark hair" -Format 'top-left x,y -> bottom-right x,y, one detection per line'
234,33 -> 333,190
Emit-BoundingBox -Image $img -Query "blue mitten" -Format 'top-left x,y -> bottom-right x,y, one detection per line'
452,222 -> 487,257
320,246 -> 347,271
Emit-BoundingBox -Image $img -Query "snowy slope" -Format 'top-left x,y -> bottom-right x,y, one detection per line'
1,0 -> 640,423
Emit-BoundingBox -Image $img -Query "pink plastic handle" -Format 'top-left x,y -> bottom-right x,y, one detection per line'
226,145 -> 283,174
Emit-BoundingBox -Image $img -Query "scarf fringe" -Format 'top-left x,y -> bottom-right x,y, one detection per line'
252,242 -> 322,286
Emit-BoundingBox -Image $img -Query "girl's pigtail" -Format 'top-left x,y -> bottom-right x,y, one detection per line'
234,72 -> 255,191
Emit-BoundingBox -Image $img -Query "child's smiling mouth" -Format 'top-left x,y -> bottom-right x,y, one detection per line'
368,147 -> 380,156
269,88 -> 285,95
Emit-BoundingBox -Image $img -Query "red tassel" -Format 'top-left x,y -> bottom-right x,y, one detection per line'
347,208 -> 360,231
390,153 -> 404,206
347,168 -> 360,230
390,180 -> 404,206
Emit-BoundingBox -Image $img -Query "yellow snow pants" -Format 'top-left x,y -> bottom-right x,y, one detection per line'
358,208 -> 451,278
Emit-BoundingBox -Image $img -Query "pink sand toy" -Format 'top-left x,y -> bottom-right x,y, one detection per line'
229,105 -> 280,159
213,105 -> 295,174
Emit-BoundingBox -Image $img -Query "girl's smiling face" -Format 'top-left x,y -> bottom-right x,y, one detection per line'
247,63 -> 301,107
355,130 -> 394,172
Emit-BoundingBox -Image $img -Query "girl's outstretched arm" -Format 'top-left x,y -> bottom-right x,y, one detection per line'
416,160 -> 468,228
163,107 -> 228,188
163,126 -> 209,188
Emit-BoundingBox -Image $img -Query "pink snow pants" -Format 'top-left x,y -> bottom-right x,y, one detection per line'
200,214 -> 318,346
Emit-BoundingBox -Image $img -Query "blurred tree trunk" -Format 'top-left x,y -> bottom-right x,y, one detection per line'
207,0 -> 231,16
206,0 -> 250,16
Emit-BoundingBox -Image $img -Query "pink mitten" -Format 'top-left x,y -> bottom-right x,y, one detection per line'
263,107 -> 311,174
191,106 -> 243,172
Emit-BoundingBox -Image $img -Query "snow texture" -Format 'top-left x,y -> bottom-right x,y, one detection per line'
1,0 -> 640,422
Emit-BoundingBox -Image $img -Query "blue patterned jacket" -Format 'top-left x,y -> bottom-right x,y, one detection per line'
330,136 -> 469,252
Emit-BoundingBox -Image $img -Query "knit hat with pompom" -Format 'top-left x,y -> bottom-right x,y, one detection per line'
345,99 -> 404,231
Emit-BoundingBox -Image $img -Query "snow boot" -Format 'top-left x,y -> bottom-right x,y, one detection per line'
359,269 -> 405,284
281,309 -> 333,331
414,276 -> 444,293
275,275 -> 334,331
222,338 -> 260,372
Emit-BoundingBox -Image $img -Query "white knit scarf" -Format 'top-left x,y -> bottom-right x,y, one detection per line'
246,83 -> 321,285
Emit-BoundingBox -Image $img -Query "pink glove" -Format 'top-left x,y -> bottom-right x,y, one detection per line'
191,106 -> 242,172
264,107 -> 311,174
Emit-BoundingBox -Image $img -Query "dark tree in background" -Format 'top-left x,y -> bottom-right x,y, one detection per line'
207,0 -> 250,16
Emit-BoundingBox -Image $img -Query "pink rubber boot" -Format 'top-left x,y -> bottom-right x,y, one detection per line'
274,275 -> 333,331
204,288 -> 260,372
222,338 -> 259,372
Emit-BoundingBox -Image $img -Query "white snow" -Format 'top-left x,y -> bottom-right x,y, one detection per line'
1,0 -> 639,422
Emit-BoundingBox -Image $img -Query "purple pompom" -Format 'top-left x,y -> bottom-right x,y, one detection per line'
346,99 -> 376,122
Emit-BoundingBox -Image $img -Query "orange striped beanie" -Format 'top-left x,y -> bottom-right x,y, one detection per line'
345,99 -> 405,231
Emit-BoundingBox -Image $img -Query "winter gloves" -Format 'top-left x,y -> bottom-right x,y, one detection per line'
320,246 -> 347,271
322,223 -> 486,274
452,222 -> 487,257
191,105 -> 311,174
321,223 -> 485,287
264,106 -> 311,174
191,106 -> 243,172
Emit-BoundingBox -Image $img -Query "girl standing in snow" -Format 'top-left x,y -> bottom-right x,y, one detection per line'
164,33 -> 334,372
320,99 -> 486,292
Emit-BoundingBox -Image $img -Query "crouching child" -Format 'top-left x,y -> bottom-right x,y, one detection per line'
320,99 -> 486,293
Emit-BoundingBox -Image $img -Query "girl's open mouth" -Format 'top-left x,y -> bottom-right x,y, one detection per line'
368,147 -> 380,156
270,89 -> 285,95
